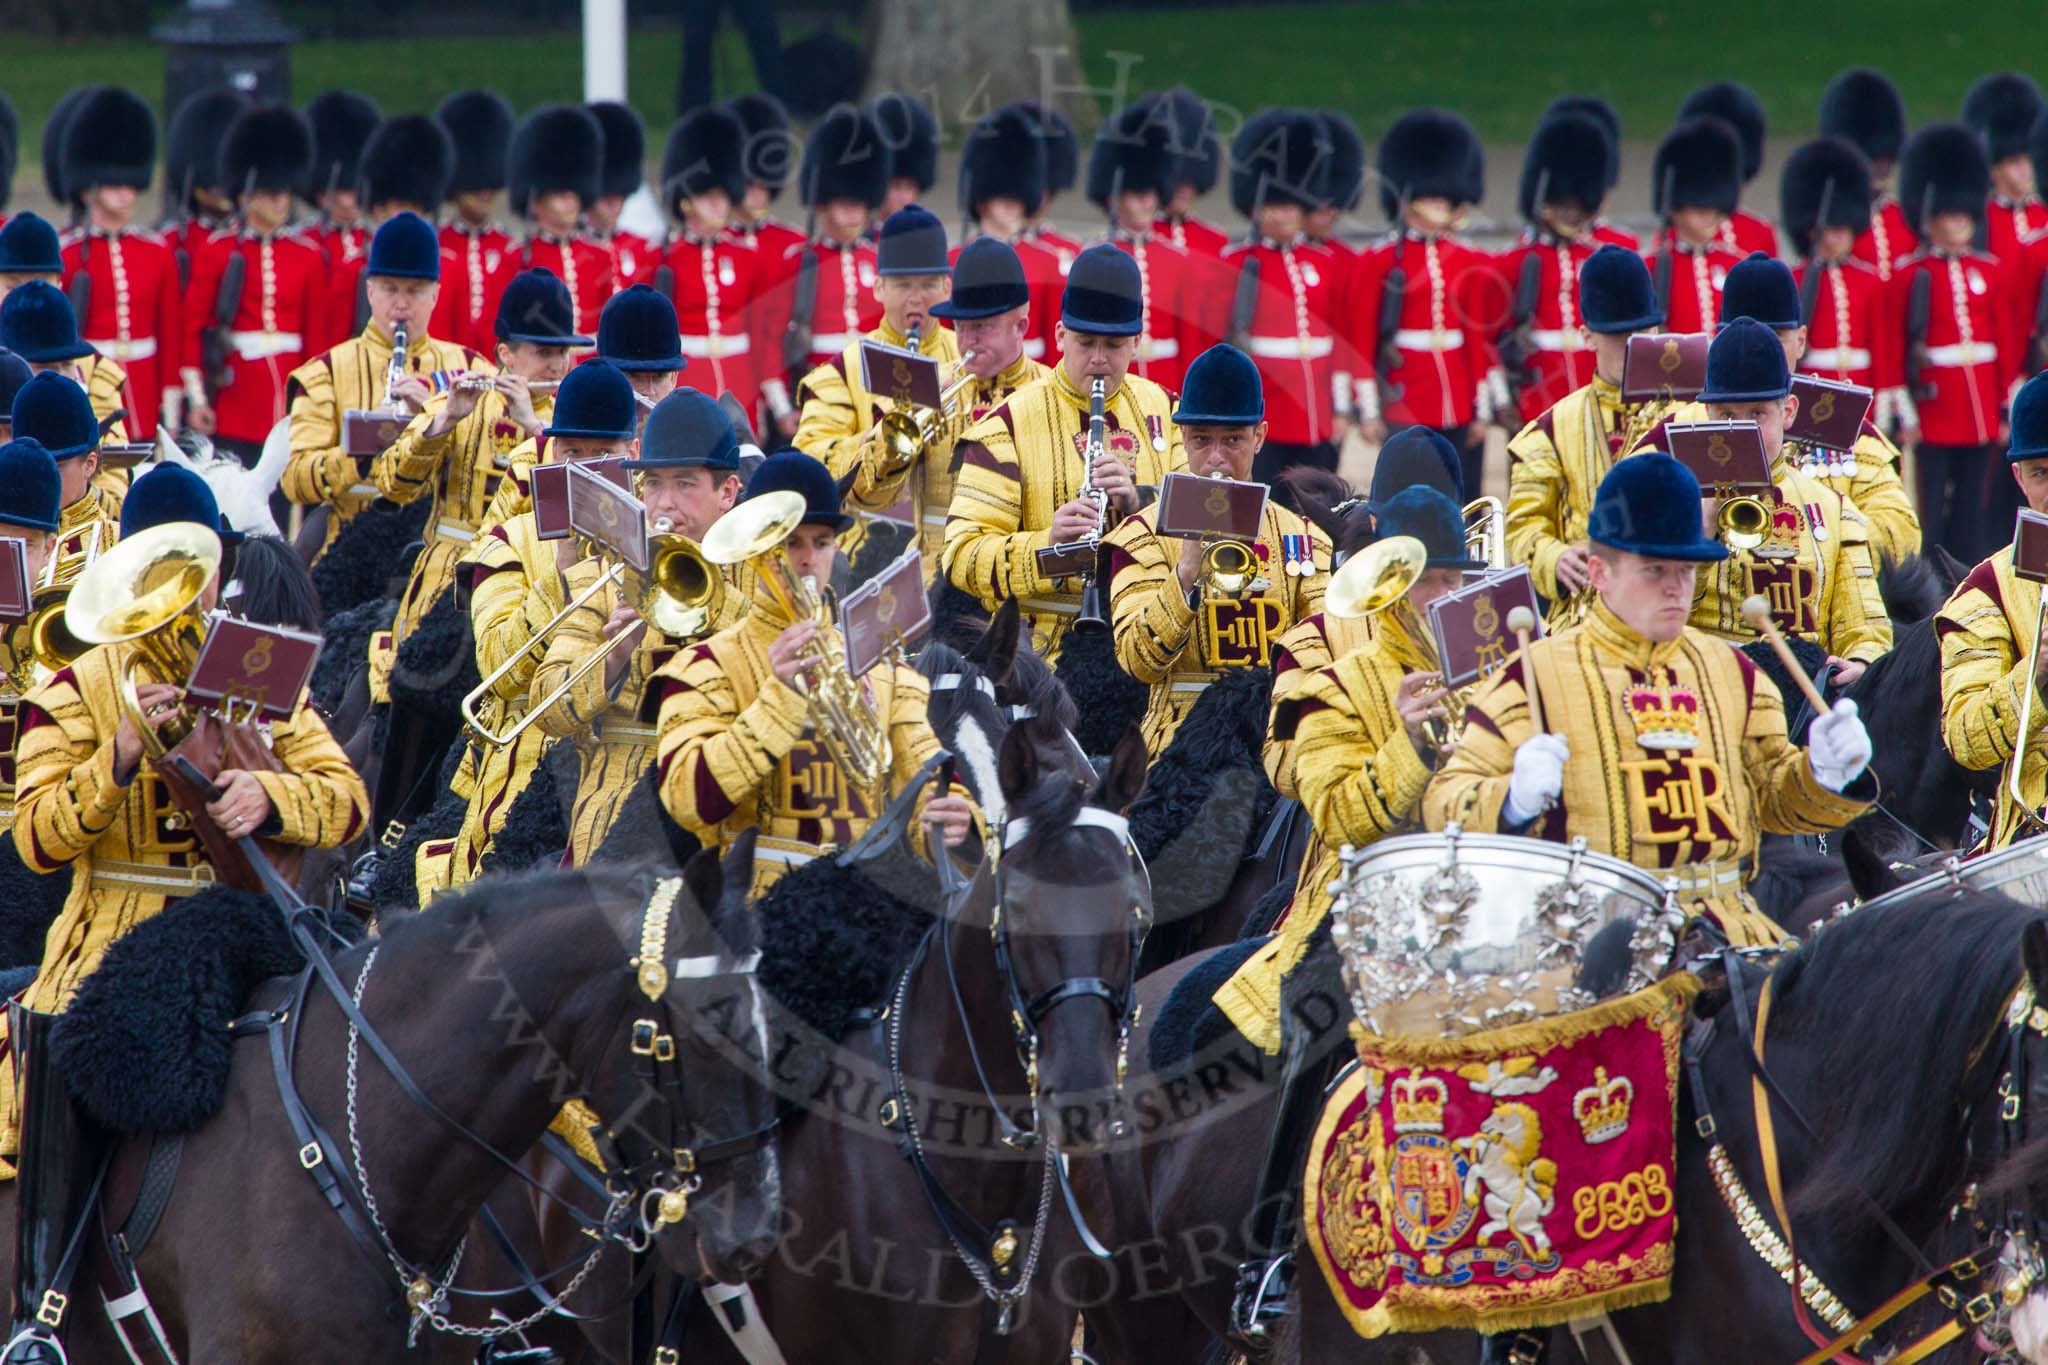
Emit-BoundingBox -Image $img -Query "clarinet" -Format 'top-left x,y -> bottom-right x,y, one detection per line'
383,320 -> 410,412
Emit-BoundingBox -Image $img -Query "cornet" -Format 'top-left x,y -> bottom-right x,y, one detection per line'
1716,492 -> 1770,552
1196,541 -> 1258,600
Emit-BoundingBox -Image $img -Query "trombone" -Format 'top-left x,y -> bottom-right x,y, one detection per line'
461,523 -> 724,749
700,490 -> 890,785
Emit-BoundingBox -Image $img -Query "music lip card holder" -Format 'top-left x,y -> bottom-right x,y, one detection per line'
1620,333 -> 1711,405
840,547 -> 932,677
858,340 -> 944,412
185,614 -> 324,723
1664,420 -> 1774,498
1427,565 -> 1541,690
566,461 -> 652,574
2016,510 -> 2048,584
341,405 -> 412,460
1787,374 -> 1874,477
1155,471 -> 1270,545
0,538 -> 29,625
96,442 -> 156,472
533,455 -> 634,541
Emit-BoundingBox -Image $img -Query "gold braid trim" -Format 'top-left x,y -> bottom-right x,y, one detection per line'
635,876 -> 681,1000
1353,972 -> 1702,1068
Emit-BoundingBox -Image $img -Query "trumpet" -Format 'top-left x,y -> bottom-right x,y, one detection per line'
6,584 -> 91,693
700,490 -> 889,785
462,521 -> 723,748
1716,492 -> 1770,551
862,350 -> 980,475
1196,540 -> 1258,600
62,522 -> 221,761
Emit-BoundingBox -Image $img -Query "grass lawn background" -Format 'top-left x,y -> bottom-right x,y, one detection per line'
7,0 -> 2048,154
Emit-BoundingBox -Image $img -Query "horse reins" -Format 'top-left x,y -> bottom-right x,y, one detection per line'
1690,948 -> 2035,1364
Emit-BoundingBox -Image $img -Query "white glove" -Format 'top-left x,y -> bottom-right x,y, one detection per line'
1503,734 -> 1570,826
1807,698 -> 1872,793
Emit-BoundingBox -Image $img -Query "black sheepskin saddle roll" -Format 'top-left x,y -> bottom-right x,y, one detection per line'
389,588 -> 480,717
588,765 -> 702,871
311,496 -> 430,619
1146,936 -> 1271,1074
51,889 -> 362,1134
752,854 -> 933,1064
1128,665 -> 1276,924
1054,626 -> 1150,758
0,841 -> 71,973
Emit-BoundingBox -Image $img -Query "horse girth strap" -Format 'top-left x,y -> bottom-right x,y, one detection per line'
1735,962 -> 1998,1365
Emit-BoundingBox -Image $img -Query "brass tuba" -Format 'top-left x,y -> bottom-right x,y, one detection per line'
62,522 -> 222,761
700,490 -> 889,786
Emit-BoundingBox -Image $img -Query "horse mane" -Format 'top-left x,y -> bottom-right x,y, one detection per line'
1877,554 -> 1953,625
1005,647 -> 1078,733
230,534 -> 324,632
1844,615 -> 1938,717
1005,763 -> 1090,858
1771,892 -> 2044,1232
1280,467 -> 1370,557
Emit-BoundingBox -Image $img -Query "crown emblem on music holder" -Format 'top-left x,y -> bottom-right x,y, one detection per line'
1472,591 -> 1499,638
1573,1066 -> 1634,1144
1391,1075 -> 1448,1134
1627,679 -> 1700,751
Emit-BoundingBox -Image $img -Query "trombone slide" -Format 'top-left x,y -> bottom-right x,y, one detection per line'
459,560 -> 626,747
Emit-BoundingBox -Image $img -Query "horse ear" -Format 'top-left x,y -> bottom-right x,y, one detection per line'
682,843 -> 723,917
2024,920 -> 2048,1002
965,597 -> 1022,685
998,719 -> 1040,801
1095,725 -> 1150,814
1841,822 -> 1904,903
720,829 -> 758,915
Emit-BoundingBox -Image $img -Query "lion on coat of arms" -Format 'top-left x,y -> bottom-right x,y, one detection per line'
1456,1101 -> 1557,1256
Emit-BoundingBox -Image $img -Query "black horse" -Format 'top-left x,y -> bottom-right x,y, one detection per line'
0,860 -> 781,1363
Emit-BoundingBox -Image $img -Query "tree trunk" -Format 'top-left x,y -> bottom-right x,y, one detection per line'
862,0 -> 1103,140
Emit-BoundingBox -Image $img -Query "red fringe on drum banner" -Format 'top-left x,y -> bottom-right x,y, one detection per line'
1304,974 -> 1701,1337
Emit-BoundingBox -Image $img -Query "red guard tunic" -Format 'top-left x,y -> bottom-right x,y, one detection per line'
1591,221 -> 1641,252
658,228 -> 763,412
1157,213 -> 1229,258
59,227 -> 182,440
1220,235 -> 1344,445
1102,228 -> 1204,394
1987,194 -> 2047,274
1493,230 -> 1600,425
1852,196 -> 1918,283
185,226 -> 327,445
1349,229 -> 1500,431
1643,238 -> 1746,336
584,227 -> 655,290
1794,257 -> 1903,401
440,221 -> 515,355
1719,209 -> 1780,258
483,234 -> 617,340
754,236 -> 881,422
1890,247 -> 2023,447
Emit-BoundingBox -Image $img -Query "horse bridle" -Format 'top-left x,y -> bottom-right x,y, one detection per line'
1689,948 -> 2048,1365
987,806 -> 1153,1143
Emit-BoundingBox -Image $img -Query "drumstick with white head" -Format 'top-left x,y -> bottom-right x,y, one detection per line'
1741,596 -> 1830,714
1506,605 -> 1546,734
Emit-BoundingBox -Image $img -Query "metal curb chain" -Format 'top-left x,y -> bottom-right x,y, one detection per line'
888,965 -> 1056,1314
343,946 -> 609,1344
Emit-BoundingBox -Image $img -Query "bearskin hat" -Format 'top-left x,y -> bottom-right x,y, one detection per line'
589,100 -> 645,198
1375,107 -> 1482,220
1900,122 -> 1991,234
960,105 -> 1047,216
1819,67 -> 1907,164
166,89 -> 248,212
1963,72 -> 2046,164
1543,94 -> 1622,188
41,86 -> 102,209
221,104 -> 315,198
1652,116 -> 1743,216
301,90 -> 380,201
800,105 -> 890,209
1007,101 -> 1077,195
1779,137 -> 1873,257
1232,107 -> 1333,216
1320,110 -> 1365,212
1163,86 -> 1220,195
1519,110 -> 1611,223
359,114 -> 454,213
1678,81 -> 1765,182
2031,114 -> 2048,213
434,89 -> 515,195
58,85 -> 155,194
509,103 -> 603,212
868,92 -> 938,191
779,32 -> 863,119
662,107 -> 747,215
1086,97 -> 1179,208
0,94 -> 16,214
725,91 -> 794,196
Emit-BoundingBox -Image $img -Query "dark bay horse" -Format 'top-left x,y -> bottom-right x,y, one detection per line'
675,718 -> 1155,1364
0,860 -> 780,1364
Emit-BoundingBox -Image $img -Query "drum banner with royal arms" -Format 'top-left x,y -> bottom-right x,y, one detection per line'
1305,974 -> 1701,1337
